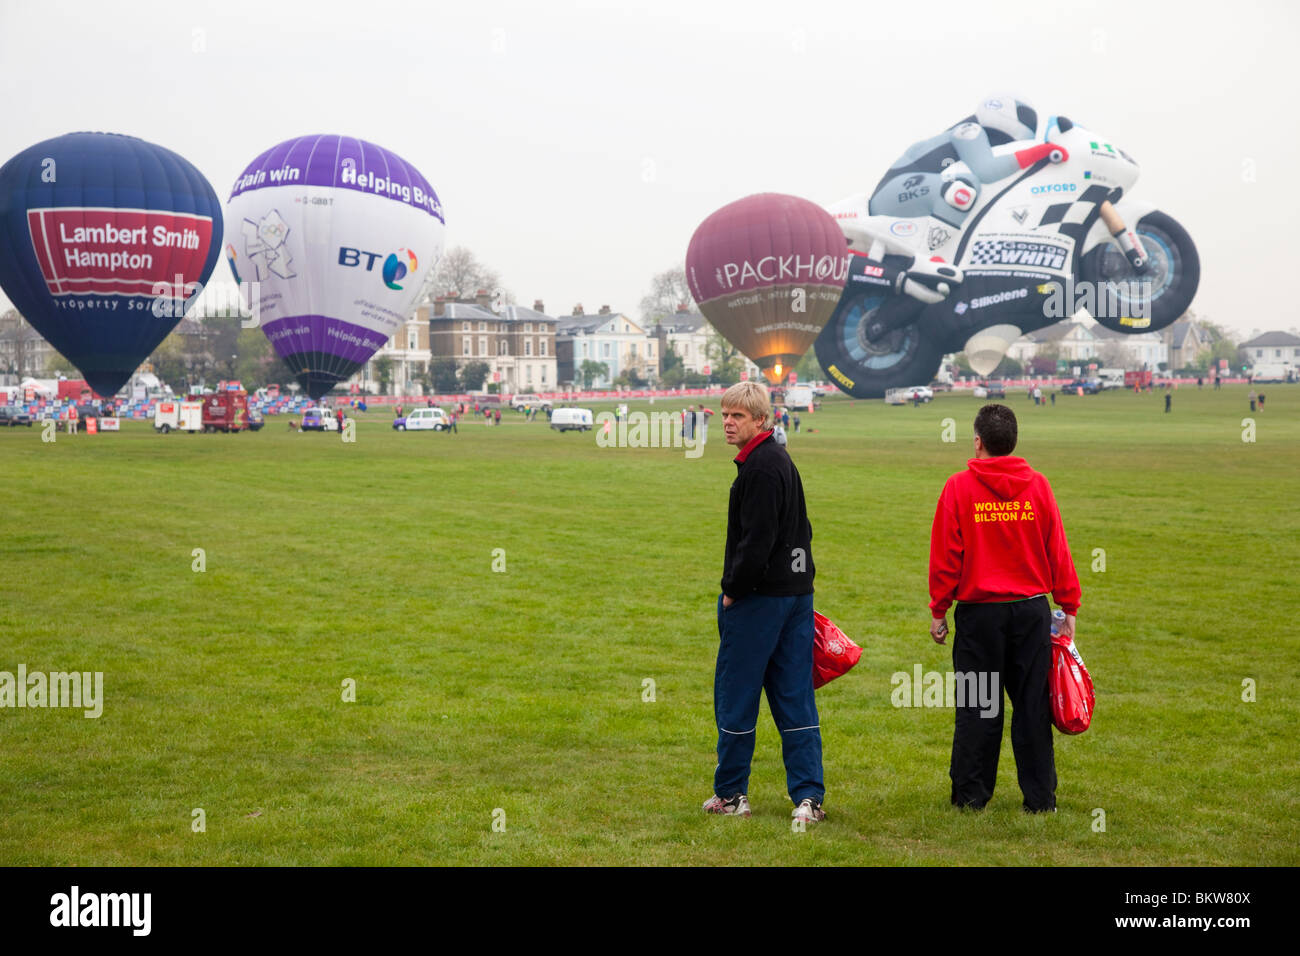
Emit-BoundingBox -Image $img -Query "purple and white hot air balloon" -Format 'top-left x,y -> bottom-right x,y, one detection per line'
225,135 -> 444,399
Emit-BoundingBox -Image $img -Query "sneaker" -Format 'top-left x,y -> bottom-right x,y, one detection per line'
702,793 -> 751,816
792,798 -> 825,823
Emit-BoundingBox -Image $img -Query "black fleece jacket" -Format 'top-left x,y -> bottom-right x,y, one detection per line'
721,431 -> 815,599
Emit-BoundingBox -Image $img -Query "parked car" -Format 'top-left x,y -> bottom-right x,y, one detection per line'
394,407 -> 450,431
1060,379 -> 1102,395
550,408 -> 593,432
0,407 -> 33,426
985,380 -> 1007,399
510,394 -> 552,412
300,408 -> 337,431
247,410 -> 264,431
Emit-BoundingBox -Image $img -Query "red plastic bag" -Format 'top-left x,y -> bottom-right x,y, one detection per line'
813,612 -> 862,689
1050,632 -> 1095,734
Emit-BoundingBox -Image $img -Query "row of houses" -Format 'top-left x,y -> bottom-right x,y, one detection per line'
353,292 -> 759,394
1003,317 -> 1300,372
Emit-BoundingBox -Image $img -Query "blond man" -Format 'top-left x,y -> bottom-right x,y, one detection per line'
703,381 -> 824,824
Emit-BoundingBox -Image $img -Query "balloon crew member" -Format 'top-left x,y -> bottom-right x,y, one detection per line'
704,381 -> 825,824
928,404 -> 1081,812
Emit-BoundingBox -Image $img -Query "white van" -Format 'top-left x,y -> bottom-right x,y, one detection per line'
550,407 -> 593,432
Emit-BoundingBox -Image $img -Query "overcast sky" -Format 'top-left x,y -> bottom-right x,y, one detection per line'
2,0 -> 1297,336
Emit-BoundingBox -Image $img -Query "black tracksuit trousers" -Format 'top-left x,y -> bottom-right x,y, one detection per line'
950,596 -> 1057,811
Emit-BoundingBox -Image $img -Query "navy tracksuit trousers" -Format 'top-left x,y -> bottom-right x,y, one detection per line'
714,592 -> 824,804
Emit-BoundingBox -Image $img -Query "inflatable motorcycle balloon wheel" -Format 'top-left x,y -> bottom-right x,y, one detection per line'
1078,210 -> 1200,334
813,289 -> 943,399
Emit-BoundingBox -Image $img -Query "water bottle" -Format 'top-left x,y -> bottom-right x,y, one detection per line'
1050,609 -> 1066,636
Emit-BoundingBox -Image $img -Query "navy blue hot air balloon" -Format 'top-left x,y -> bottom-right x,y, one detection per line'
0,133 -> 223,396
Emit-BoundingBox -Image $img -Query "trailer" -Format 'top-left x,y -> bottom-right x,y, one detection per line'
154,399 -> 203,433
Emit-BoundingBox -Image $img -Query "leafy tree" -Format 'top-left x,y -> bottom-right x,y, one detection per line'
1029,354 -> 1058,376
579,359 -> 609,389
458,360 -> 490,391
428,356 -> 459,393
992,355 -> 1024,377
792,348 -> 822,383
704,328 -> 744,385
232,327 -> 278,389
373,356 -> 394,394
660,341 -> 683,375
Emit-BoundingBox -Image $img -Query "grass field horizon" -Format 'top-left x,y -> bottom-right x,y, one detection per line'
2,384 -> 1297,865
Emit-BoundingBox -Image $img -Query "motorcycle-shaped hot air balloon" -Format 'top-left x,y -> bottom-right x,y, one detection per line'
0,133 -> 223,397
687,193 -> 849,385
815,115 -> 1200,397
225,135 -> 444,400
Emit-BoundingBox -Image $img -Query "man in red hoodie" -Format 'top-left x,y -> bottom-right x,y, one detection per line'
928,404 -> 1081,812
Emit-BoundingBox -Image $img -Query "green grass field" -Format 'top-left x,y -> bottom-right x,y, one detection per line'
2,384 -> 1297,865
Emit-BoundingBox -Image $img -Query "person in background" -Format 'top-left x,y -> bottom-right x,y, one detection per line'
928,404 -> 1081,813
1165,392 -> 1172,414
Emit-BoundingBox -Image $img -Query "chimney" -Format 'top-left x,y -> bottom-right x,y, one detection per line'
533,299 -> 545,313
676,301 -> 690,314
447,288 -> 460,302
433,295 -> 446,317
475,288 -> 493,309
598,305 -> 611,315
573,303 -> 584,315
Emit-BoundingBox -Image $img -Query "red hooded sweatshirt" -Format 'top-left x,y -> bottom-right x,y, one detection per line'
929,456 -> 1081,616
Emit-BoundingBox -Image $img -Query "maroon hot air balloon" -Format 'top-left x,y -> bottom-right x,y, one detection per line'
686,193 -> 848,384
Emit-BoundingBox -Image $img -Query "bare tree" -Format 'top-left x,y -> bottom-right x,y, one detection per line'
428,247 -> 512,304
1096,340 -> 1136,368
639,265 -> 692,325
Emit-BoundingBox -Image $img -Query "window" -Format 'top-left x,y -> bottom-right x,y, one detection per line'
525,339 -> 532,356
479,336 -> 487,356
408,330 -> 418,350
526,364 -> 533,383
1256,349 -> 1264,357
648,342 -> 655,358
540,338 -> 547,356
479,321 -> 487,331
463,322 -> 470,332
499,339 -> 509,356
463,336 -> 471,356
581,342 -> 588,357
602,342 -> 611,358
524,323 -> 532,333
541,366 -> 547,384
1276,349 -> 1283,358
